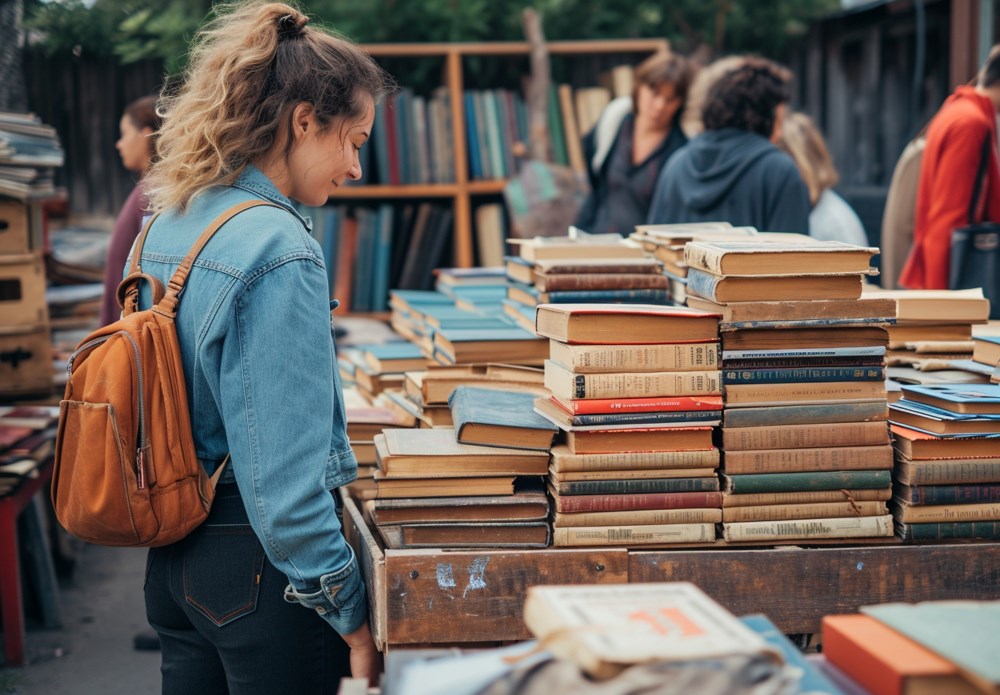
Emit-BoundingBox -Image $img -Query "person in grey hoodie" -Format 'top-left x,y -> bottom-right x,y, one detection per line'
647,57 -> 810,234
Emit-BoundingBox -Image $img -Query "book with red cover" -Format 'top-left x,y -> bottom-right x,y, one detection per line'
534,304 -> 720,345
891,424 -> 1000,459
551,394 -> 724,416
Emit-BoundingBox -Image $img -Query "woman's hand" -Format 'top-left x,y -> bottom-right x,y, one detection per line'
343,621 -> 382,686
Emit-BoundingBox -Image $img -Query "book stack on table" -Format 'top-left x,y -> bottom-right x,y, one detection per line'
342,387 -> 417,497
680,237 -> 897,543
532,303 -> 724,547
342,342 -> 429,399
889,384 -> 1000,541
0,406 -> 59,496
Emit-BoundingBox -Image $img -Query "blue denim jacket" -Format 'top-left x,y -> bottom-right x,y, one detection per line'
130,165 -> 366,635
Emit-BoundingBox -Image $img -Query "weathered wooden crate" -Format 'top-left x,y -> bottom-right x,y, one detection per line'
342,496 -> 1000,650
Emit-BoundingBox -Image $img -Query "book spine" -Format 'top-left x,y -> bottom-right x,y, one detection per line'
552,342 -> 720,373
722,356 -> 887,369
555,477 -> 720,496
895,501 -> 1000,523
722,501 -> 888,523
570,410 -> 721,427
570,371 -> 722,399
542,288 -> 669,303
721,422 -> 890,451
560,394 -> 723,415
898,521 -> 1000,540
538,274 -> 667,292
723,366 -> 886,384
552,523 -> 715,546
553,508 -> 722,527
683,245 -> 726,275
551,449 -> 720,472
722,488 -> 891,507
685,268 -> 723,302
896,460 -> 1000,485
723,400 -> 888,428
722,515 -> 893,542
722,347 -> 887,360
894,483 -> 1000,505
723,445 -> 894,475
725,470 -> 892,494
541,262 -> 659,275
552,467 -> 717,482
553,490 -> 723,513
724,381 -> 885,405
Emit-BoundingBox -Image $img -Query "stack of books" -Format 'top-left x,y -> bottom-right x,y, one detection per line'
889,384 -> 1000,541
0,405 -> 59,496
0,113 -> 63,200
681,238 -> 897,543
533,303 -> 724,547
971,325 -> 1000,383
342,342 -> 428,399
342,388 -> 417,496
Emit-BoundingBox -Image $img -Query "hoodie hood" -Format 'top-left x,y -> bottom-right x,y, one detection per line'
672,129 -> 782,211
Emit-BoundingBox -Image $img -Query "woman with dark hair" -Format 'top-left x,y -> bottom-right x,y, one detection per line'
99,94 -> 161,326
574,51 -> 693,235
647,57 -> 810,234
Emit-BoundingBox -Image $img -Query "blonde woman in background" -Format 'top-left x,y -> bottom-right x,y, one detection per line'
779,111 -> 869,246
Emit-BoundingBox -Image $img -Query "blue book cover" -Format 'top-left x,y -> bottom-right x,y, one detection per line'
371,205 -> 393,310
723,366 -> 885,385
685,268 -> 724,302
449,386 -> 558,451
439,326 -> 538,343
360,343 -> 425,361
372,101 -> 390,185
890,399 -> 1000,422
901,384 -> 1000,412
739,615 -> 846,695
390,290 -> 454,307
464,92 -> 482,180
395,88 -> 412,184
541,288 -> 669,304
450,285 -> 510,301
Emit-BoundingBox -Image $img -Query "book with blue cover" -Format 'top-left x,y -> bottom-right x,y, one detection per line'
450,386 -> 558,451
739,615 -> 847,695
901,384 -> 1000,415
890,399 -> 1000,437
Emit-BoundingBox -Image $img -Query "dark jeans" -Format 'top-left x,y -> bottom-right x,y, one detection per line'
144,483 -> 351,694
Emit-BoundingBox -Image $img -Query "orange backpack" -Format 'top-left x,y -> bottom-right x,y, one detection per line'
52,200 -> 270,547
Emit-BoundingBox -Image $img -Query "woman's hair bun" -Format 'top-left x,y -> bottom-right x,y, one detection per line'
277,12 -> 308,40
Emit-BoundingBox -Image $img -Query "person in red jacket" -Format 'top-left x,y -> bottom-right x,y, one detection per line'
900,46 -> 1000,289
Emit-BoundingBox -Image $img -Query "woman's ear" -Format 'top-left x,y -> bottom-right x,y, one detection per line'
290,102 -> 317,141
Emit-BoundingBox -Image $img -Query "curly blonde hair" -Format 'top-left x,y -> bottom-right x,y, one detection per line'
144,1 -> 393,212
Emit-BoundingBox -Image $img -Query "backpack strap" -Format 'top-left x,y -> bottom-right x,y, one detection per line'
967,133 -> 995,225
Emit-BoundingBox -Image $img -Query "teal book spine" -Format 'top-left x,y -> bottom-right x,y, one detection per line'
464,92 -> 482,180
899,521 -> 1000,540
685,269 -> 723,302
894,482 -> 1000,505
543,288 -> 669,303
555,477 -> 720,496
723,366 -> 886,385
723,401 -> 887,428
725,470 -> 891,494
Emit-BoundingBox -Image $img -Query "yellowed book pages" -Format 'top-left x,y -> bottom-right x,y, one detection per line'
553,507 -> 721,527
553,522 -> 715,547
722,514 -> 893,542
721,488 -> 891,507
549,466 -> 717,482
550,445 -> 719,472
721,500 -> 888,523
549,340 -> 720,373
894,502 -> 1000,524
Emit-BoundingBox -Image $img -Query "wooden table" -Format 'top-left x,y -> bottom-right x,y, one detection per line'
343,496 -> 1000,651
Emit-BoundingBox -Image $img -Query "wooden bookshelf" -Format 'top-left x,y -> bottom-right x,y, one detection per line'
330,39 -> 669,269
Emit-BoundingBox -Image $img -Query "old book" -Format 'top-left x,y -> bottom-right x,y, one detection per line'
509,235 -> 646,262
550,467 -> 716,482
722,488 -> 891,507
723,365 -> 885,385
549,340 -> 719,374
741,615 -> 845,695
534,303 -> 720,345
723,346 -> 887,361
722,500 -> 888,523
553,490 -> 723,513
433,326 -> 547,365
894,482 -> 1000,505
822,614 -> 981,695
504,255 -> 535,284
725,380 -> 887,406
895,458 -> 1000,485
545,360 -> 721,401
566,426 -> 714,455
722,514 -> 893,542
551,476 -> 720,496
898,521 -> 1000,541
891,424 -> 1000,459
535,273 -> 668,292
377,521 -> 550,549
360,342 -> 428,373
552,522 -> 715,547
901,384 -> 1000,415
893,501 -> 1000,524
685,239 -> 877,276
406,364 -> 545,405
861,287 -> 991,324
373,474 -> 514,498
552,507 -> 722,527
537,396 -> 721,429
862,600 -> 1000,695
686,295 -> 897,326
889,400 -> 1000,436
887,323 -> 973,343
721,326 -> 889,351
721,421 -> 889,451
973,335 -> 1000,366
374,429 -> 548,478
522,582 -> 769,679
687,269 -> 864,303
552,394 -> 723,415
723,470 -> 891,494
532,257 -> 661,275
550,445 -> 720,473
0,405 -> 59,430
449,387 -> 557,451
723,444 -> 894,475
369,491 -> 549,525
723,400 -> 888,428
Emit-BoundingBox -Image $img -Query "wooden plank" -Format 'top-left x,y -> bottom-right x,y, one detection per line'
630,543 -> 1000,635
342,493 -> 388,651
383,547 -> 628,645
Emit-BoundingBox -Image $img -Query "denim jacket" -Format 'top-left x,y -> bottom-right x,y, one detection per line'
130,165 -> 366,635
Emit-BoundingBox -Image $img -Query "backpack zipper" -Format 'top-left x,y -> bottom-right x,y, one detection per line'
68,331 -> 148,489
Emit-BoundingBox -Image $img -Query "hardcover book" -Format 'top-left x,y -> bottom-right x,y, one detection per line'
720,421 -> 890,451
552,522 -> 715,547
449,386 -> 558,451
721,488 -> 891,507
889,400 -> 1000,436
377,521 -> 550,549
374,428 -> 549,478
723,400 -> 888,428
861,287 -> 991,324
686,269 -> 864,303
534,273 -> 668,292
897,521 -> 1000,541
721,326 -> 889,351
973,335 -> 1000,367
551,476 -> 720,496
741,615 -> 846,695
722,514 -> 893,542
722,444 -> 894,475
536,396 -> 721,430
373,474 -> 514,498
534,303 -> 720,345
901,384 -> 1000,415
684,239 -> 878,277
552,490 -> 723,513
369,490 -> 549,525
552,507 -> 723,527
532,257 -> 661,275
549,340 -> 719,374
891,424 -> 1000,459
722,500 -> 888,523
549,445 -> 720,473
685,295 -> 896,325
551,394 -> 723,416
893,482 -> 1000,505
565,426 -> 714,455
544,360 -> 721,401
722,470 -> 892,494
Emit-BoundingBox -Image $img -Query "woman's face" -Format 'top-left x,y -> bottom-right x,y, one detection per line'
116,115 -> 153,174
636,82 -> 683,131
285,97 -> 375,207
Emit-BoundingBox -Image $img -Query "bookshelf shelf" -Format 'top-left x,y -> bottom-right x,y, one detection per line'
334,184 -> 460,198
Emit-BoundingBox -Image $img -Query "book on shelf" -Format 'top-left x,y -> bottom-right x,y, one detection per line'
535,396 -> 721,430
565,426 -> 714,455
900,384 -> 1000,415
550,476 -> 720,497
373,428 -> 549,478
892,501 -> 1000,524
723,400 -> 888,428
552,489 -> 724,513
474,203 -> 506,268
720,326 -> 889,351
723,365 -> 885,385
377,521 -> 550,549
685,295 -> 896,325
522,582 -> 770,679
368,490 -> 549,525
895,458 -> 1000,485
549,340 -> 719,373
893,482 -> 1000,505
722,500 -> 889,523
448,386 -> 558,451
544,360 -> 721,401
721,421 -> 890,451
721,488 -> 891,507
861,600 -> 1000,695
686,269 -> 864,303
721,514 -> 893,542
897,521 -> 1000,540
891,424 -> 1000,459
552,507 -> 722,527
552,522 -> 715,547
822,613 -> 982,695
534,303 -> 720,345
557,84 -> 586,173
722,444 -> 894,475
724,380 -> 888,407
684,239 -> 878,276
723,469 -> 891,494
550,444 -> 719,472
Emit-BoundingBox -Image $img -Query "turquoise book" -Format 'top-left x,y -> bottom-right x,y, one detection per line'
739,615 -> 846,695
723,470 -> 891,494
449,386 -> 558,451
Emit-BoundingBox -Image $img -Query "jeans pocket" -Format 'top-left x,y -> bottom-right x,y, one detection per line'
182,527 -> 265,627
